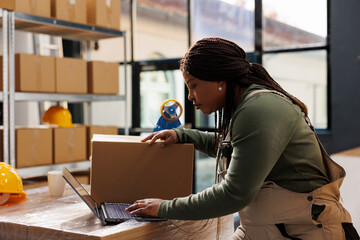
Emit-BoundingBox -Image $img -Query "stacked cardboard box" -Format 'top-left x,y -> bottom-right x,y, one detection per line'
87,61 -> 119,94
0,0 -> 51,17
51,0 -> 87,24
53,125 -> 87,164
0,126 -> 53,168
1,55 -> 120,94
15,54 -> 56,92
0,0 -> 123,28
87,0 -> 121,30
0,125 -> 107,167
16,127 -> 53,168
55,57 -> 87,94
0,54 -> 56,92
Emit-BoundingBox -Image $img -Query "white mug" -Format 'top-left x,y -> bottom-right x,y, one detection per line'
48,171 -> 66,197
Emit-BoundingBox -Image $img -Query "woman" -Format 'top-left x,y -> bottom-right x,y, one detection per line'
126,38 -> 359,239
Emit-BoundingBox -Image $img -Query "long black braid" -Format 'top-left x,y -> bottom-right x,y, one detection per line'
180,37 -> 308,150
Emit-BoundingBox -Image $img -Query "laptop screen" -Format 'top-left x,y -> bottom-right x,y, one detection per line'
63,167 -> 98,215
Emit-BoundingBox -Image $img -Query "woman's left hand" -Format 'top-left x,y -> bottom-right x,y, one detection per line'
125,198 -> 164,217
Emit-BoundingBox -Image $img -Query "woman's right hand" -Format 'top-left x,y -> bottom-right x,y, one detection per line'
141,130 -> 179,147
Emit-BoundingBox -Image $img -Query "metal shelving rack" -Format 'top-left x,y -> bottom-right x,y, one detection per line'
1,9 -> 128,178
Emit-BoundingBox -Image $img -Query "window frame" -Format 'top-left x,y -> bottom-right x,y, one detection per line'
128,0 -> 330,194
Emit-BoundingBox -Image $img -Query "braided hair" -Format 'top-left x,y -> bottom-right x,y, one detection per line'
180,37 -> 308,148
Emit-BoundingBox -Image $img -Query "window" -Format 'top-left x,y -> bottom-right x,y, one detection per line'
195,151 -> 216,192
191,0 -> 255,130
191,0 -> 255,52
140,69 -> 185,129
263,50 -> 328,128
263,0 -> 327,50
261,0 -> 328,127
190,0 -> 328,192
129,0 -> 329,194
135,0 -> 188,60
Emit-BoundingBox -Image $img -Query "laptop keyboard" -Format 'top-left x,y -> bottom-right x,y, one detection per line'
104,202 -> 141,219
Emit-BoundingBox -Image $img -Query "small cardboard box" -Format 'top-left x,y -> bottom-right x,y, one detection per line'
86,0 -> 121,30
87,61 -> 119,94
0,0 -> 51,17
16,126 -> 53,168
55,57 -> 87,94
91,135 -> 194,205
86,125 -> 118,159
14,54 -> 56,93
53,125 -> 87,164
51,0 -> 87,24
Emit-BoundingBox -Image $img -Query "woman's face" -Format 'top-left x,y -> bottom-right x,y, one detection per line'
183,72 -> 226,115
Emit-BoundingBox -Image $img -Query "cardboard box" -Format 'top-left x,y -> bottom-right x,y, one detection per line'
0,0 -> 51,18
86,125 -> 118,159
51,0 -> 87,24
16,126 -> 53,168
55,57 -> 87,94
1,54 -> 55,92
87,61 -> 119,94
87,0 -> 121,30
14,54 -> 56,93
0,126 -> 53,167
53,125 -> 87,164
90,135 -> 194,205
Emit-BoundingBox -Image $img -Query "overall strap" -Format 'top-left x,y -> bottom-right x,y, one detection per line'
244,89 -> 345,182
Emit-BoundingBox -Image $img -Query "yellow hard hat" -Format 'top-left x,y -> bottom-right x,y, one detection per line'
42,106 -> 74,128
0,162 -> 26,205
0,162 -> 26,204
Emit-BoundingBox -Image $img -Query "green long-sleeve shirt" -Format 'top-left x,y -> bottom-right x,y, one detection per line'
158,84 -> 329,220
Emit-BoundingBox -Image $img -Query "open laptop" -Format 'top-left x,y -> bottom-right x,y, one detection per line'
62,167 -> 167,225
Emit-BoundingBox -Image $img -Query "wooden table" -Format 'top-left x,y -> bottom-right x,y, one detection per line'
0,185 -> 234,240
